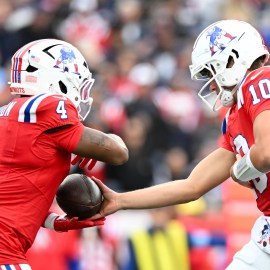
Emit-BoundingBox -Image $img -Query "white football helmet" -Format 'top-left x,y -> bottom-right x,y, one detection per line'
9,39 -> 95,120
189,20 -> 269,111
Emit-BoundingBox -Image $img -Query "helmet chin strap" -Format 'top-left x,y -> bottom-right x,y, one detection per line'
220,85 -> 238,107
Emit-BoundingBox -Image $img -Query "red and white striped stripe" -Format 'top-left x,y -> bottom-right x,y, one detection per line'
0,264 -> 31,270
11,40 -> 43,83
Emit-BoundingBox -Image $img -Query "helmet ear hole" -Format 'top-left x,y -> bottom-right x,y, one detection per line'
59,81 -> 67,94
226,56 -> 235,68
26,65 -> 38,72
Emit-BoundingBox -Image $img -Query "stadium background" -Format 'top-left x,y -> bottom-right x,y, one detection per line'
0,0 -> 268,269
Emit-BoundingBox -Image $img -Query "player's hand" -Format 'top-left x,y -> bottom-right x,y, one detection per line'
54,215 -> 105,232
89,177 -> 121,219
71,155 -> 97,170
230,154 -> 253,189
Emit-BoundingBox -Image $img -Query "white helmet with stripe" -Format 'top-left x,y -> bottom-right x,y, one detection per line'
9,39 -> 95,121
189,20 -> 269,111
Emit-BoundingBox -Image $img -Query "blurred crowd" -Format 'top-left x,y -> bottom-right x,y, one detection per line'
0,0 -> 269,269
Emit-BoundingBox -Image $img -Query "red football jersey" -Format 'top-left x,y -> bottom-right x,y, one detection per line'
0,93 -> 84,263
220,66 -> 270,216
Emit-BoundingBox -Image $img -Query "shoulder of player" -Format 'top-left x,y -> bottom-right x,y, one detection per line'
40,94 -> 74,105
244,66 -> 270,84
36,93 -> 77,112
15,93 -> 78,122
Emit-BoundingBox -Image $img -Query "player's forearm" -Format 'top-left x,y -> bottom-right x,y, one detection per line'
118,179 -> 199,210
74,128 -> 128,165
118,148 -> 233,210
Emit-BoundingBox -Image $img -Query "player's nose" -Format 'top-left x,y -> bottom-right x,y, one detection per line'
209,80 -> 219,93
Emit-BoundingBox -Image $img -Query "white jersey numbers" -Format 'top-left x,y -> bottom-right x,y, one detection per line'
233,134 -> 267,196
56,100 -> 68,119
249,79 -> 270,105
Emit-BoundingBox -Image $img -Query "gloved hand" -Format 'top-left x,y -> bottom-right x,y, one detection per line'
71,155 -> 97,170
54,216 -> 105,232
44,212 -> 105,232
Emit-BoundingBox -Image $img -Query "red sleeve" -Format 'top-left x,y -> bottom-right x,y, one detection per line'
243,67 -> 270,123
32,121 -> 84,161
219,134 -> 233,152
33,94 -> 85,153
47,122 -> 84,152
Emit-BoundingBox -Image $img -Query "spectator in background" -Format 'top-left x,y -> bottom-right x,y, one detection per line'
58,0 -> 112,69
105,47 -> 138,104
153,72 -> 203,160
79,227 -> 118,270
121,206 -> 190,270
0,0 -> 13,66
106,114 -> 154,191
125,63 -> 169,153
114,0 -> 145,47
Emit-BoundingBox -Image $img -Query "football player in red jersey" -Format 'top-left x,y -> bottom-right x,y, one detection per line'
0,39 -> 128,268
90,20 -> 270,269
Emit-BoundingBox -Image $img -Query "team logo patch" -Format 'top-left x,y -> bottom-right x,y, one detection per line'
258,220 -> 270,248
54,46 -> 79,74
207,26 -> 236,55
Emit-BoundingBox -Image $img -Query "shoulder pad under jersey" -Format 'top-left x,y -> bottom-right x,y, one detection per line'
18,93 -> 80,130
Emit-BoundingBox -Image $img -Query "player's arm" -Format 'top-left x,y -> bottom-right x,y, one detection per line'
73,127 -> 128,165
41,96 -> 128,166
231,110 -> 270,182
90,147 -> 236,217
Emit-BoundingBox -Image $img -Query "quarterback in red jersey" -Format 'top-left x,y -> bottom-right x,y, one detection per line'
0,39 -> 128,268
89,20 -> 270,269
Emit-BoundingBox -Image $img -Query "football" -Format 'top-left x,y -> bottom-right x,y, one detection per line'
56,174 -> 103,219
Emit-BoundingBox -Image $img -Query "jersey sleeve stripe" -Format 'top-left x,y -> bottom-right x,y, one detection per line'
1,265 -> 14,270
221,117 -> 227,134
0,265 -> 28,270
18,93 -> 50,123
221,109 -> 230,135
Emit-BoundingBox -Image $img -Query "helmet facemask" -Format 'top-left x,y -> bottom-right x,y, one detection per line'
192,53 -> 244,111
77,77 -> 95,120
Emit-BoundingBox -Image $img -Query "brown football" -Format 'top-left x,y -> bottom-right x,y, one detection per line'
56,174 -> 103,219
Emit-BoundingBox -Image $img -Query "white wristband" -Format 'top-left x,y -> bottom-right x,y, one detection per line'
232,151 -> 264,182
43,213 -> 58,230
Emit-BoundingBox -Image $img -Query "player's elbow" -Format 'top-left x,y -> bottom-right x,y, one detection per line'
188,184 -> 205,202
111,147 -> 129,165
256,149 -> 270,172
189,189 -> 202,202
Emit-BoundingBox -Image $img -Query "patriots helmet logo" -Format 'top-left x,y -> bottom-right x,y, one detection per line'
207,26 -> 236,55
54,45 -> 79,74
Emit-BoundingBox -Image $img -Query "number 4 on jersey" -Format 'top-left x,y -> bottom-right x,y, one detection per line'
56,100 -> 68,119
